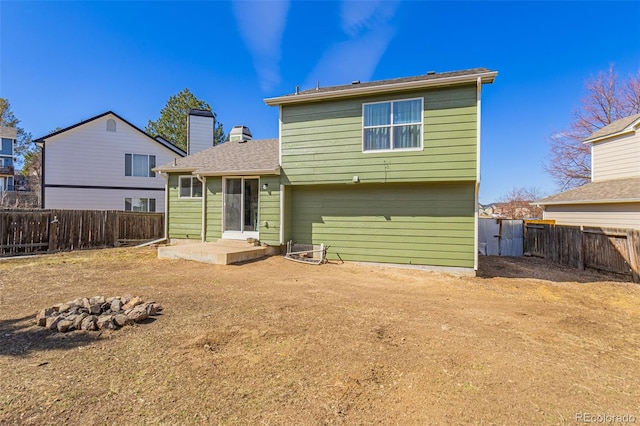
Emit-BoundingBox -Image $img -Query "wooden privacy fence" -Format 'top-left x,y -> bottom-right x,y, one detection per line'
0,210 -> 164,257
524,222 -> 640,283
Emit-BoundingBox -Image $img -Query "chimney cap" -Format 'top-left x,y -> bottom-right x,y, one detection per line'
188,109 -> 214,117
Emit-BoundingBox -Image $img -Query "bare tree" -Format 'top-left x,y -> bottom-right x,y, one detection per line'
545,65 -> 640,190
495,187 -> 544,219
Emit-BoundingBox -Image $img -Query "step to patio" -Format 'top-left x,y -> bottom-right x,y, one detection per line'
158,240 -> 267,265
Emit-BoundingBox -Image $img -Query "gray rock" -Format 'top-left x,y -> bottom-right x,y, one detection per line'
45,315 -> 62,331
110,299 -> 123,312
73,313 -> 88,329
126,306 -> 149,323
145,303 -> 163,316
122,296 -> 144,311
113,314 -> 132,327
57,303 -> 72,314
57,319 -> 74,332
35,308 -> 56,326
81,315 -> 98,331
82,298 -> 91,311
89,303 -> 102,315
89,296 -> 105,306
96,315 -> 116,330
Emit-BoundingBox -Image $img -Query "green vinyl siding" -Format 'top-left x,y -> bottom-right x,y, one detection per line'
259,175 -> 282,245
167,173 -> 202,239
281,85 -> 478,185
167,173 -> 281,244
290,183 -> 475,268
205,177 -> 223,241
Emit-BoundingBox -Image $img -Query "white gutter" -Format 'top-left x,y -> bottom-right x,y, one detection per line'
196,174 -> 207,242
264,71 -> 498,106
195,167 -> 281,177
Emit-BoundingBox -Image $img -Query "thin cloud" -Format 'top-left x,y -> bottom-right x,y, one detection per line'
304,27 -> 395,90
232,0 -> 290,91
304,1 -> 399,89
340,0 -> 398,37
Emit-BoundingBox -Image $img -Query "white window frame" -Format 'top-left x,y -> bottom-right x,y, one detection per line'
124,197 -> 156,212
125,153 -> 156,177
362,97 -> 424,153
178,175 -> 203,199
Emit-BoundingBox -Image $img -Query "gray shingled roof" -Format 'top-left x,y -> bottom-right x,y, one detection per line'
536,177 -> 640,205
265,68 -> 497,106
584,113 -> 640,142
293,68 -> 494,96
154,138 -> 279,175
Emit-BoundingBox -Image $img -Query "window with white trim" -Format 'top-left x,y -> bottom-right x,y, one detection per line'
179,176 -> 203,198
125,154 -> 156,177
363,98 -> 423,151
125,197 -> 156,212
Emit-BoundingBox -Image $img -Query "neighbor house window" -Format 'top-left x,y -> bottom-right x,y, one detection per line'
106,119 -> 117,132
179,176 -> 203,198
363,98 -> 423,151
125,197 -> 156,212
125,154 -> 156,177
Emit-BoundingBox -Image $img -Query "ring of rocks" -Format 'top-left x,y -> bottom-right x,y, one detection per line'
35,296 -> 163,332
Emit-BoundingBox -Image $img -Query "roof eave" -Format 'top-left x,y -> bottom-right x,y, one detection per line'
153,166 -> 198,173
583,128 -> 637,144
264,71 -> 498,106
537,198 -> 640,206
195,167 -> 281,177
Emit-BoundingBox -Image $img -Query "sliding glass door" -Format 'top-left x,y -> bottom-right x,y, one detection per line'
223,178 -> 259,239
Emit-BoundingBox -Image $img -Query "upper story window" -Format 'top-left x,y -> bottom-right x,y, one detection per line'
179,176 -> 203,199
125,154 -> 156,177
106,119 -> 117,132
363,98 -> 423,152
1,138 -> 13,155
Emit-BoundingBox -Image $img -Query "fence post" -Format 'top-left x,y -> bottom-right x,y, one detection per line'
48,214 -> 59,253
627,231 -> 639,283
577,226 -> 584,270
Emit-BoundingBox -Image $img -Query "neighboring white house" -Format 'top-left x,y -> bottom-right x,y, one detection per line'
34,111 -> 194,212
536,113 -> 640,229
0,126 -> 16,192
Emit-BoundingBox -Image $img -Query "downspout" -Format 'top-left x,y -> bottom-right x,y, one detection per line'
278,106 -> 285,245
474,76 -> 482,272
196,174 -> 206,242
40,141 -> 46,208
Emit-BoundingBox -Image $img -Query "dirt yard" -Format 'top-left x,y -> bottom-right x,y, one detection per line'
0,248 -> 638,425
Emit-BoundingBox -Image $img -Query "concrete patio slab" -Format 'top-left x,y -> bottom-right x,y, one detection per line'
158,240 -> 268,265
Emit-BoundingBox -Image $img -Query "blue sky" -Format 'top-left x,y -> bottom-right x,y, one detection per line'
1,1 -> 638,203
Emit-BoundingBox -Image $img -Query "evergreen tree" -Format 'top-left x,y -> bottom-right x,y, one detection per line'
146,88 -> 225,152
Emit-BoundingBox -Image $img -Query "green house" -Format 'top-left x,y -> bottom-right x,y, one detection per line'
155,68 -> 497,274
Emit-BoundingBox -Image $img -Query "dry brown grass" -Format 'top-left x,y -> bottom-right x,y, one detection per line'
1,248 -> 639,425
